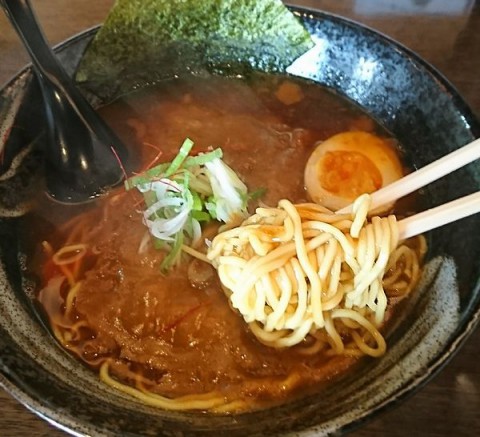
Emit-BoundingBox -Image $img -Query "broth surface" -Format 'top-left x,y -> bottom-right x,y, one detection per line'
30,73 -> 415,410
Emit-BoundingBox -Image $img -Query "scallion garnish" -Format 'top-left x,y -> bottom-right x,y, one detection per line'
126,138 -> 254,272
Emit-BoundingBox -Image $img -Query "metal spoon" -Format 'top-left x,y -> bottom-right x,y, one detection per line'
1,0 -> 128,203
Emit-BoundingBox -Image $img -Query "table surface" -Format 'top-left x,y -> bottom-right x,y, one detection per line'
1,0 -> 479,436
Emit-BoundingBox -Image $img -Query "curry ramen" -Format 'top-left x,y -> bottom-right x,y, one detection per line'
29,73 -> 425,411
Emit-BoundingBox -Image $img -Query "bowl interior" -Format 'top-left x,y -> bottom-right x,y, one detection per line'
1,8 -> 480,437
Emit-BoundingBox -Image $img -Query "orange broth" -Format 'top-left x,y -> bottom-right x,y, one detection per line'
30,73 -> 416,410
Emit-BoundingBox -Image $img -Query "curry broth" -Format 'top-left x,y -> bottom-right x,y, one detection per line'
30,73 -> 409,409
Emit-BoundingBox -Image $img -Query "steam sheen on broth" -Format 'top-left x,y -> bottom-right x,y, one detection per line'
31,74 -> 425,411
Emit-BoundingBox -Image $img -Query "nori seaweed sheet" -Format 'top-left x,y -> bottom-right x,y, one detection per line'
75,0 -> 313,101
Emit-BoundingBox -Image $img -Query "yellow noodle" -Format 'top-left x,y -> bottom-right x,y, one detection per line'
212,399 -> 248,413
296,337 -> 325,355
65,281 -> 82,317
52,244 -> 88,266
180,244 -> 210,263
99,361 -> 227,411
58,265 -> 76,288
41,240 -> 54,257
208,194 -> 420,357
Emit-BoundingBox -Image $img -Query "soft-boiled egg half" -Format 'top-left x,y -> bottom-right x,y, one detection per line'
304,131 -> 404,212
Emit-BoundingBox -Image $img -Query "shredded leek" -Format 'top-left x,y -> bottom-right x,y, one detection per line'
126,138 -> 254,272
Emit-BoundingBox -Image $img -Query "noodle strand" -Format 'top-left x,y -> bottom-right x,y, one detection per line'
207,194 -> 420,356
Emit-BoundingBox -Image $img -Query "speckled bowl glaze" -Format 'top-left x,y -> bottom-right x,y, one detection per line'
1,8 -> 480,437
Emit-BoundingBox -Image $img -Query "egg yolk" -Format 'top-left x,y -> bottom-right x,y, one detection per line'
319,150 -> 382,199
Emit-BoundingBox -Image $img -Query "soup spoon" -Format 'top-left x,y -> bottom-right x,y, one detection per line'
1,0 -> 128,203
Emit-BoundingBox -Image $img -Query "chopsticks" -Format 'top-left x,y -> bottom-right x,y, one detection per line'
397,191 -> 480,239
337,137 -> 480,239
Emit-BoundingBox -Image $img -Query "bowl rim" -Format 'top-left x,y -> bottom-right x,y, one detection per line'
1,6 -> 480,437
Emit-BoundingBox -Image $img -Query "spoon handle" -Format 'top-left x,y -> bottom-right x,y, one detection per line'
1,0 -> 72,89
1,0 -> 129,203
1,0 -> 101,129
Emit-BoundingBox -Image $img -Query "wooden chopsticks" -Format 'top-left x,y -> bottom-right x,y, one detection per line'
337,137 -> 480,239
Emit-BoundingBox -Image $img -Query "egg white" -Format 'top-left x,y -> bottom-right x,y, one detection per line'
304,131 -> 404,212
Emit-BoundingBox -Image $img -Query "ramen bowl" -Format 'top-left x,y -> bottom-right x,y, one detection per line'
1,6 -> 480,436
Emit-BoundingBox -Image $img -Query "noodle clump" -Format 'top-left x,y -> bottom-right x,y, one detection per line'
207,194 -> 422,357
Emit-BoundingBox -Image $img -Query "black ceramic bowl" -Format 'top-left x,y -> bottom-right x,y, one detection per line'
1,7 -> 480,436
